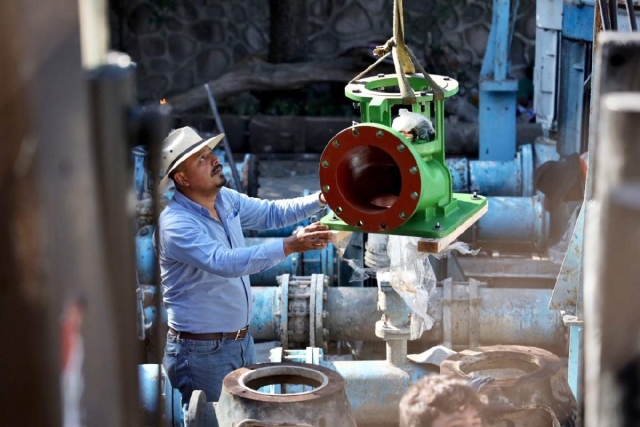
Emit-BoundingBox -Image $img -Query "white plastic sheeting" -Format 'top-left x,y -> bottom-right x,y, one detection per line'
333,232 -> 478,340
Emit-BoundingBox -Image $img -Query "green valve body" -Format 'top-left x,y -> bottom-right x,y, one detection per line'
319,74 -> 487,239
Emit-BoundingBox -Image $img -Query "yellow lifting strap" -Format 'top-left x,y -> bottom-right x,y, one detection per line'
350,0 -> 445,103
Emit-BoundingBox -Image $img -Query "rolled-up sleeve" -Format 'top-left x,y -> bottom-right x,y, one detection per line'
162,220 -> 286,278
236,191 -> 325,231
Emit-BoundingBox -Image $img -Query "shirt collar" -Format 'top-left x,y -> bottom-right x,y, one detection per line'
173,189 -> 211,217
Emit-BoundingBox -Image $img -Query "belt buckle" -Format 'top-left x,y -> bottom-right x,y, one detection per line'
235,326 -> 247,341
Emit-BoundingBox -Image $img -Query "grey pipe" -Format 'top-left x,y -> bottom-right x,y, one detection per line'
252,285 -> 564,348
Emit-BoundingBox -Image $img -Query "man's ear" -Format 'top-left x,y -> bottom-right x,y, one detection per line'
173,171 -> 189,187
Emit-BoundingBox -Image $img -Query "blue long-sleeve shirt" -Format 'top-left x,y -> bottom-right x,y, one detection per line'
158,188 -> 324,333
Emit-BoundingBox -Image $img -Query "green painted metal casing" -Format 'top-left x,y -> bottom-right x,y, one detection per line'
319,73 -> 487,238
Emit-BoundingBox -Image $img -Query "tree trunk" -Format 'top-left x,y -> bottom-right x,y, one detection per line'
268,0 -> 309,63
167,57 -> 368,114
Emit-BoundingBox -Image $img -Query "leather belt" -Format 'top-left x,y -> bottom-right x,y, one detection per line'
169,326 -> 249,341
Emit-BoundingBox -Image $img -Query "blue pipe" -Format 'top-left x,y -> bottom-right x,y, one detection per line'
268,347 -> 432,427
447,143 -> 534,197
138,364 -> 183,427
471,195 -> 550,250
252,285 -> 564,347
245,237 -> 303,284
245,218 -> 310,238
136,225 -> 156,285
133,146 -> 148,200
135,194 -> 548,289
136,229 -> 338,287
139,283 -> 563,351
323,360 -> 431,427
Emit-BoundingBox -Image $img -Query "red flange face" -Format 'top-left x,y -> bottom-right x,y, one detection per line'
319,125 -> 422,232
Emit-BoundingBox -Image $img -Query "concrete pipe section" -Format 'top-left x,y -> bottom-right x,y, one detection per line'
441,345 -> 576,426
186,363 -> 357,427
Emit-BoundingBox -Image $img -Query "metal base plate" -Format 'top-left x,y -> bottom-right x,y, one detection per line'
321,193 -> 488,243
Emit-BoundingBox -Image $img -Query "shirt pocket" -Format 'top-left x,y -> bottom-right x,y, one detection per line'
225,209 -> 239,222
224,210 -> 242,245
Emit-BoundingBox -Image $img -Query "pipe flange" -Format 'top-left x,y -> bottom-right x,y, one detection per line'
217,363 -> 357,427
310,274 -> 325,349
346,74 -> 458,103
375,320 -> 411,341
319,124 -> 423,233
520,143 -> 534,197
223,363 -> 345,403
277,274 -> 290,350
441,345 -> 576,425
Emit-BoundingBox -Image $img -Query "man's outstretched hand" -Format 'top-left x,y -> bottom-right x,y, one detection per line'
283,222 -> 333,256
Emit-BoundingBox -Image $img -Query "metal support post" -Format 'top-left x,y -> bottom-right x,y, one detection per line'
534,0 -> 563,133
585,88 -> 640,427
556,2 -> 595,156
583,33 -> 640,425
375,279 -> 411,366
479,0 -> 519,160
205,83 -> 244,193
565,317 -> 584,405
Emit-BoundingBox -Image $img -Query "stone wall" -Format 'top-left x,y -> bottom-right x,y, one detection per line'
110,0 -> 536,103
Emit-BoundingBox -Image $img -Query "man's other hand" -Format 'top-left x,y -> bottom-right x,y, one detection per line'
283,222 -> 333,256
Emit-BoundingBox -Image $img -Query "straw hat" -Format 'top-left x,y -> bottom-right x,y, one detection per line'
160,127 -> 224,186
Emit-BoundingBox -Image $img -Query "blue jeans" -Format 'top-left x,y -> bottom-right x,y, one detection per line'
163,331 -> 256,409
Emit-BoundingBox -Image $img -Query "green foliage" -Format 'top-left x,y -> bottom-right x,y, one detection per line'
149,0 -> 177,14
223,93 -> 260,116
263,97 -> 304,116
148,0 -> 177,25
218,84 -> 355,117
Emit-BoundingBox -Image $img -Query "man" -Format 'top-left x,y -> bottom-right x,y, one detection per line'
399,375 -> 485,427
157,127 -> 333,409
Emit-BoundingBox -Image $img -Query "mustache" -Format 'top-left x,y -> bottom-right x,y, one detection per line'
212,164 -> 223,176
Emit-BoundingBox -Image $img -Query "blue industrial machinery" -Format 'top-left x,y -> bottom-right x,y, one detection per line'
556,1 -> 595,156
135,227 -> 339,287
249,275 -> 564,349
535,0 -> 596,156
139,272 -> 565,426
135,225 -> 156,285
131,1 -> 604,422
246,218 -> 310,238
135,195 -> 550,293
269,347 -> 432,427
479,0 -> 520,160
137,273 -> 563,353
